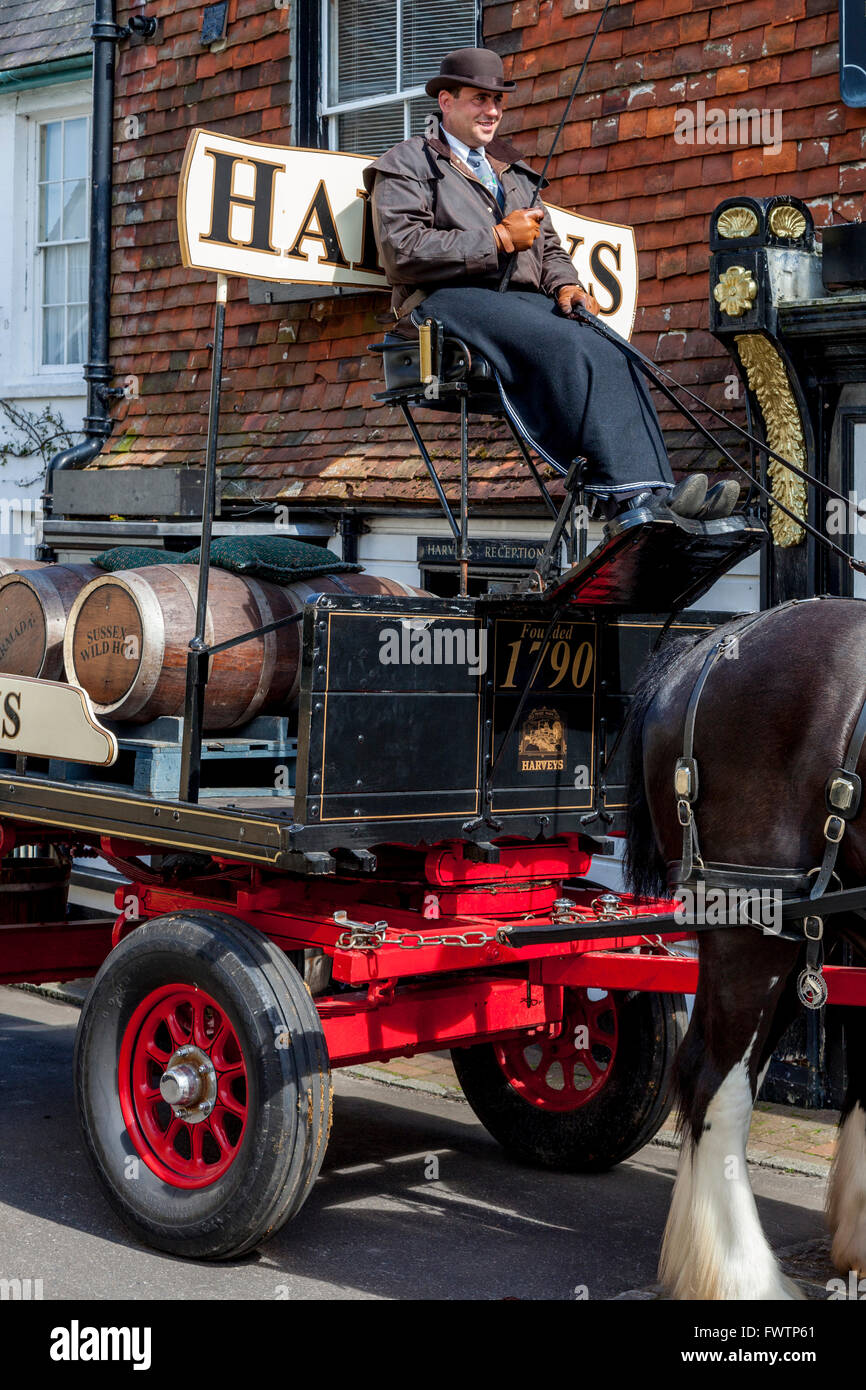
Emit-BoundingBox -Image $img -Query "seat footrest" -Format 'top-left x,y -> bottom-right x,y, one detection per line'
544,506 -> 767,610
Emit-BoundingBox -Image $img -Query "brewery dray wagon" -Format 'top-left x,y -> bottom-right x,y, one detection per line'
0,495 -> 770,1259
0,130 -> 789,1259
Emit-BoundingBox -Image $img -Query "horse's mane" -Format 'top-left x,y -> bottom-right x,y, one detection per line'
623,631 -> 705,900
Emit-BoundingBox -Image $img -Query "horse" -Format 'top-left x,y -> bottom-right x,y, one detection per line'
624,594 -> 866,1300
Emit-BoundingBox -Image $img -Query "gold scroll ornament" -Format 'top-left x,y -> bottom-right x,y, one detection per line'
734,335 -> 807,547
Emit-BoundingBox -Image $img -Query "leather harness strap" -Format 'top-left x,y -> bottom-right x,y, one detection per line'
675,606 -> 783,881
669,597 -> 866,998
809,696 -> 866,900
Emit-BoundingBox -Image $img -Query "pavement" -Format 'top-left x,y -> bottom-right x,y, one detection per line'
18,977 -> 842,1182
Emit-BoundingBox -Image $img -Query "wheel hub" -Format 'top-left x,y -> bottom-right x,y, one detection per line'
159,1044 -> 217,1123
118,983 -> 249,1189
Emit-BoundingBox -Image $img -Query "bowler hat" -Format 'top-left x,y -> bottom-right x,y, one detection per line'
425,47 -> 517,98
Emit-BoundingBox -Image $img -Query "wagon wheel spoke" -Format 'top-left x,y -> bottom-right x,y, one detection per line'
209,1110 -> 236,1152
217,1077 -> 246,1117
138,1072 -> 163,1100
193,1002 -> 225,1053
581,994 -> 614,1035
164,1115 -> 187,1151
580,1050 -> 604,1081
557,1062 -> 580,1096
189,1120 -> 207,1166
145,1039 -> 171,1067
210,1032 -> 240,1073
164,1003 -> 192,1048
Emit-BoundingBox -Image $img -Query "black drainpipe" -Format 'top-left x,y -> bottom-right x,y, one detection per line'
44,2 -> 156,511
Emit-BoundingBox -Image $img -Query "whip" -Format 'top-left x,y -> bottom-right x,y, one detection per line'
498,0 -> 615,291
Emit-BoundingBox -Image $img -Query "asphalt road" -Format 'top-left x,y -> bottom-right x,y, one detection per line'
0,985 -> 829,1302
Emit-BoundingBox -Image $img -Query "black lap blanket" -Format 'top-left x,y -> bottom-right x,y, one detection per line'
414,287 -> 674,497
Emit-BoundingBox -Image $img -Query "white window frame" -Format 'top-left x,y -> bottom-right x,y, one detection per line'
35,112 -> 90,375
321,0 -> 479,149
4,82 -> 92,397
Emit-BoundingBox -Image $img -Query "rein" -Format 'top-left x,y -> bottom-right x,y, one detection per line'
569,307 -> 866,579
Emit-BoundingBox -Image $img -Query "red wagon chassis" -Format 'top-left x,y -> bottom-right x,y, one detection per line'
6,828 -> 866,1070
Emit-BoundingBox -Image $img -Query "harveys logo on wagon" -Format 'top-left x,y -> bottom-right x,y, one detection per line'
0,676 -> 116,766
178,129 -> 640,340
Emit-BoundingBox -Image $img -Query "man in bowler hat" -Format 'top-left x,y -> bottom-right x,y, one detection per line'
363,47 -> 738,521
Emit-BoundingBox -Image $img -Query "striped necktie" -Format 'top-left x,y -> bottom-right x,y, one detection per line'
467,148 -> 503,209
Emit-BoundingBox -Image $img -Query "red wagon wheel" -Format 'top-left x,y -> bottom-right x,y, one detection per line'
75,911 -> 331,1260
452,987 -> 686,1171
492,988 -> 618,1112
118,983 -> 249,1189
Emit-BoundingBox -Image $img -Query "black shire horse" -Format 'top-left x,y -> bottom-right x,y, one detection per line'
625,595 -> 866,1300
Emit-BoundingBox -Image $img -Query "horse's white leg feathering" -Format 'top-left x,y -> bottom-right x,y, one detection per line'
828,1102 -> 866,1277
660,1038 -> 802,1300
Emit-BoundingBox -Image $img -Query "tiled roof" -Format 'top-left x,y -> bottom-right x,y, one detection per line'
0,0 -> 92,73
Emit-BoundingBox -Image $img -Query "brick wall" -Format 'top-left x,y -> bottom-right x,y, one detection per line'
105,0 -> 864,504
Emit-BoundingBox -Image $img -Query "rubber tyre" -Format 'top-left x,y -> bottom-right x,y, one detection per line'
74,910 -> 331,1259
451,989 -> 686,1172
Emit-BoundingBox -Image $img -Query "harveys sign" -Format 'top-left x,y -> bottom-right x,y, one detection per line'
0,677 -> 116,766
178,129 -> 639,339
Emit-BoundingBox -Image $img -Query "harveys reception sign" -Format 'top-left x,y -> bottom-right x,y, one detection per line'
178,129 -> 639,339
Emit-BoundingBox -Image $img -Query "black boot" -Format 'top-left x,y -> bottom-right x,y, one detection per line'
696,480 -> 739,519
665,474 -> 708,517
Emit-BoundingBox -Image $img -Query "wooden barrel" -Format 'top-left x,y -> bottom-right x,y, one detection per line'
64,567 -> 428,728
0,563 -> 101,679
64,565 -> 300,730
0,557 -> 46,576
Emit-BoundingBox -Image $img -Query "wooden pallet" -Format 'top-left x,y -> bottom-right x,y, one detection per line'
39,716 -> 297,801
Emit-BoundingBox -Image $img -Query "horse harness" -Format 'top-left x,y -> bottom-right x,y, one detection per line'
671,597 -> 866,1011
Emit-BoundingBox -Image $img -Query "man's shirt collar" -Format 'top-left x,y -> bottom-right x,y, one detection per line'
440,126 -> 484,168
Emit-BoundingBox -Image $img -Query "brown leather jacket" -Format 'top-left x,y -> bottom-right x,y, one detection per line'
363,124 -> 582,319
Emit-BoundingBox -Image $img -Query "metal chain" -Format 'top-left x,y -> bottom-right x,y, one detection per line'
335,926 -> 503,951
333,910 -> 502,951
333,894 -> 637,952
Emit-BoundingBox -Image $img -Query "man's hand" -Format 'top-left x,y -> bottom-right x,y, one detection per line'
493,207 -> 544,254
557,284 -> 600,317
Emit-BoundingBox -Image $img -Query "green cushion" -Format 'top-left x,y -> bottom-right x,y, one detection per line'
180,536 -> 360,583
92,546 -> 187,571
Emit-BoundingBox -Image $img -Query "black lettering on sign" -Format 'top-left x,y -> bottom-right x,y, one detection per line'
286,180 -> 350,268
201,149 -> 284,254
351,187 -> 383,274
1,690 -> 21,739
589,240 -> 623,316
